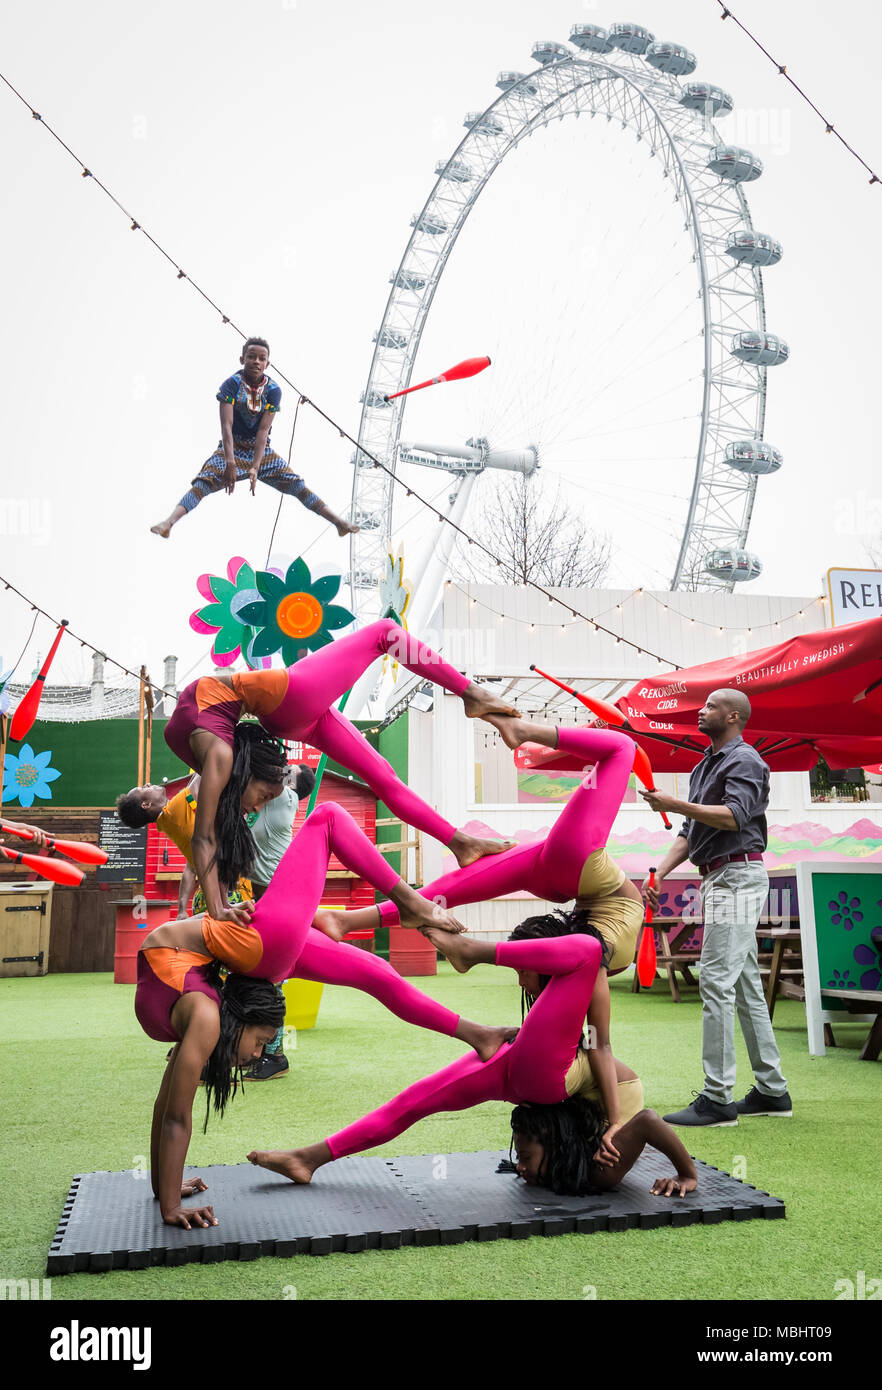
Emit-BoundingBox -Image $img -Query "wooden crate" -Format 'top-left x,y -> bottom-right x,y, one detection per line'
0,882 -> 53,976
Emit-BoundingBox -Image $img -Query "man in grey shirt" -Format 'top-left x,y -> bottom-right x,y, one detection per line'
250,763 -> 316,898
639,689 -> 792,1126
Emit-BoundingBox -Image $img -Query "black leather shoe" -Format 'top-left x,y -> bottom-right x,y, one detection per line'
735,1086 -> 792,1116
663,1093 -> 738,1127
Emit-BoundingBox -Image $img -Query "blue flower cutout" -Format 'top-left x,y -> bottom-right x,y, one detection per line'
3,743 -> 61,808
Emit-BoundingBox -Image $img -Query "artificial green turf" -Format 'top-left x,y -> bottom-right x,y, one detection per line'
1,964 -> 878,1301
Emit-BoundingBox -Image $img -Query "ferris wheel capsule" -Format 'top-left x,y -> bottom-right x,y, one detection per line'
531,40 -> 571,65
391,268 -> 427,291
608,23 -> 656,54
723,440 -> 783,476
374,328 -> 409,350
497,71 -> 539,96
360,389 -> 392,410
730,331 -> 789,366
725,230 -> 783,267
679,82 -> 734,116
463,111 -> 505,137
704,548 -> 762,583
409,212 -> 448,236
436,158 -> 474,183
352,510 -> 383,531
569,24 -> 615,53
645,41 -> 697,76
708,144 -> 763,182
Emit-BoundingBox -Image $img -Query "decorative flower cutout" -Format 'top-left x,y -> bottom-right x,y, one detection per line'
378,550 -> 411,627
190,556 -> 271,670
378,549 -> 411,682
826,968 -> 857,989
853,944 -> 882,992
828,891 -> 863,931
3,743 -> 61,808
237,557 -> 355,666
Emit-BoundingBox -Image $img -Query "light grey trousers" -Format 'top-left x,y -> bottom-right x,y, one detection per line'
699,862 -> 788,1105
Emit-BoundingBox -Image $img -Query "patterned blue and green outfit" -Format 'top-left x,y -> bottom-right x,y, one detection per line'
178,372 -> 323,514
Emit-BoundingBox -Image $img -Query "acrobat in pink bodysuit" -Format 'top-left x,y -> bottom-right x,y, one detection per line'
368,725 -> 641,969
194,801 -> 461,1037
165,619 -> 500,851
321,933 -> 604,1159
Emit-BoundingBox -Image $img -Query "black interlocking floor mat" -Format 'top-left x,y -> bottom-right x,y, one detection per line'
47,1151 -> 784,1273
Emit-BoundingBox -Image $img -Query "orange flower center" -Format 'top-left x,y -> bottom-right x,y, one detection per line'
276,592 -> 323,639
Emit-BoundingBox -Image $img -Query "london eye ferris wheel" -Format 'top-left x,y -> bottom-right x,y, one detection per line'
349,18 -> 787,634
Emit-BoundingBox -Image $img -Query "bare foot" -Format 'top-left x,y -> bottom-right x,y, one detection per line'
450,832 -> 515,869
397,897 -> 466,935
424,926 -> 484,973
247,1149 -> 316,1184
312,909 -> 348,942
150,521 -> 172,538
465,1022 -> 520,1062
461,681 -> 520,720
336,520 -> 360,537
483,713 -> 531,751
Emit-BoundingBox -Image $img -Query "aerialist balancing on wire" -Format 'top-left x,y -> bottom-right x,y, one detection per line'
116,618 -> 521,928
315,717 -> 644,1140
150,338 -> 358,539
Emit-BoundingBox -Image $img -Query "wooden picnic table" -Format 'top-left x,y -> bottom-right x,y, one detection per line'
633,917 -> 803,1012
631,915 -> 700,1003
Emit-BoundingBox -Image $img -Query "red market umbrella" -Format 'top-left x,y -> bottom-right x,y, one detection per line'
612,615 -> 882,772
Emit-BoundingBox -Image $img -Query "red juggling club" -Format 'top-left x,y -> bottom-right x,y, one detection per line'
0,846 -> 84,886
9,620 -> 69,742
529,665 -> 672,828
383,356 -> 491,402
630,745 -> 673,830
0,821 -> 108,866
636,867 -> 658,988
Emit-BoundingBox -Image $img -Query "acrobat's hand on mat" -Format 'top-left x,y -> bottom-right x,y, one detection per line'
162,1203 -> 218,1230
651,1174 -> 698,1199
181,1178 -> 209,1199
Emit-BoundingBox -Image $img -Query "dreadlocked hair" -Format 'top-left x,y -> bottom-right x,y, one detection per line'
507,908 -> 611,1023
213,722 -> 287,889
509,1096 -> 607,1196
201,974 -> 286,1131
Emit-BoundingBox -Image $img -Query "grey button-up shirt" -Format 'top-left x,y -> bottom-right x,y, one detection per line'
679,735 -> 769,866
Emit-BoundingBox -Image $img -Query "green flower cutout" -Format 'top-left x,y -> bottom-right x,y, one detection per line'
237,558 -> 356,665
190,556 -> 268,670
377,549 -> 411,683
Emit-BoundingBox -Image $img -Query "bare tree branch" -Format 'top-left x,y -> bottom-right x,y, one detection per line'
453,473 -> 611,588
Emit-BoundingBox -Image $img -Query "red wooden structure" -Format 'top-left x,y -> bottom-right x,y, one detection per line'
147,764 -> 377,914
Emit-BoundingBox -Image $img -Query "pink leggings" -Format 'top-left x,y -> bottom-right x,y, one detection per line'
376,726 -> 635,924
327,934 -> 603,1158
261,619 -> 470,848
250,802 -> 460,1040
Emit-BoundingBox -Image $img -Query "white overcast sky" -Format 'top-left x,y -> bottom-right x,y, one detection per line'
1,0 -> 880,688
